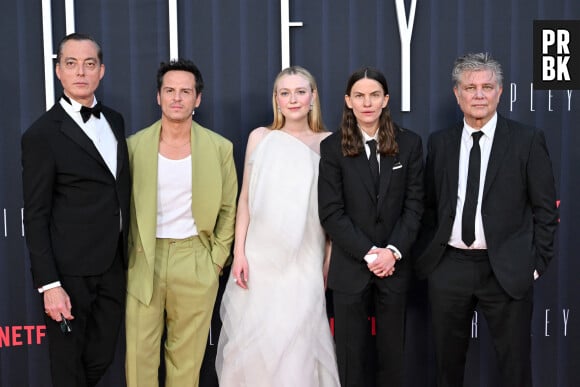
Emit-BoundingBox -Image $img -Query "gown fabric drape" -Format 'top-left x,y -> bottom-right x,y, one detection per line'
216,130 -> 340,387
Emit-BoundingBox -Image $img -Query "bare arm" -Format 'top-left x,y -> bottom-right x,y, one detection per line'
231,127 -> 270,289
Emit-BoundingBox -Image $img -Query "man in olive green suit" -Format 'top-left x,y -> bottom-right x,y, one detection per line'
125,59 -> 237,387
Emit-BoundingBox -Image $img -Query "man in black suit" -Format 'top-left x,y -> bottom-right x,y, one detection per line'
318,68 -> 424,387
416,53 -> 558,387
21,33 -> 130,387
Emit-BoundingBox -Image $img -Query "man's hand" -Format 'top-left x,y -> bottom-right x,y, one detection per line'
367,247 -> 397,278
43,286 -> 74,322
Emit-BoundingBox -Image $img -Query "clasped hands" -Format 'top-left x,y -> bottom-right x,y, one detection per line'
366,247 -> 396,278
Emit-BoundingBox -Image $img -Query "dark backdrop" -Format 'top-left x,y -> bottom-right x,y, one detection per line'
1,1 -> 578,386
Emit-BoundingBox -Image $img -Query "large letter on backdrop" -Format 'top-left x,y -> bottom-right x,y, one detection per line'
395,0 -> 416,111
168,0 -> 178,59
41,0 -> 76,110
280,0 -> 303,69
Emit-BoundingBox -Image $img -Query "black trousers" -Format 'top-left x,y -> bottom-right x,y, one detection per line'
44,242 -> 126,387
333,280 -> 406,387
428,247 -> 533,387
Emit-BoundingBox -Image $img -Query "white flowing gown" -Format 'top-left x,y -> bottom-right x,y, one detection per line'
216,130 -> 340,387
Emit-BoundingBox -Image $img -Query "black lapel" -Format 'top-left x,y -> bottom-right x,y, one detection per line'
58,105 -> 109,172
483,115 -> 510,200
353,151 -> 379,203
102,109 -> 126,178
377,154 -> 394,209
444,124 -> 463,209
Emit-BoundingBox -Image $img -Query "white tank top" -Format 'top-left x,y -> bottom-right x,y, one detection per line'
156,153 -> 197,238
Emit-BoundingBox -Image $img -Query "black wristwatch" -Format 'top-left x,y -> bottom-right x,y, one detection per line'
387,247 -> 402,261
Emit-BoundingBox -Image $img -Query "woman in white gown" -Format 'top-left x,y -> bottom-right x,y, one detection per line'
216,66 -> 340,387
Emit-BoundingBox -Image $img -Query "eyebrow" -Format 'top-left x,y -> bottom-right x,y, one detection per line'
463,83 -> 494,87
353,90 -> 382,94
162,86 -> 194,91
278,87 -> 308,91
62,57 -> 99,62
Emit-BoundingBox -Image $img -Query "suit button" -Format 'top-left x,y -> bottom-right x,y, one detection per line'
376,217 -> 382,224
439,242 -> 447,247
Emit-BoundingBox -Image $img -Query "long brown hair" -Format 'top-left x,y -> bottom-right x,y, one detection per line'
340,67 -> 398,157
270,66 -> 326,132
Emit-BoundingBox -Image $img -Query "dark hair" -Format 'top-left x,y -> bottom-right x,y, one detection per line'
340,67 -> 398,157
157,59 -> 204,94
56,33 -> 103,64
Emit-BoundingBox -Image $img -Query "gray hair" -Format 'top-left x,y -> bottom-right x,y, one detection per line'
452,52 -> 503,87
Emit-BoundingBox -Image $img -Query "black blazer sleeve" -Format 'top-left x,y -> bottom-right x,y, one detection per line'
523,128 -> 558,274
22,115 -> 60,287
384,130 -> 424,257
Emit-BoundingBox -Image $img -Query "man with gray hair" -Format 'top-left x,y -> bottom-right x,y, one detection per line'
416,52 -> 558,387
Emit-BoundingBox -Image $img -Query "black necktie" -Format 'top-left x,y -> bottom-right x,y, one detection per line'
80,102 -> 102,123
462,131 -> 484,247
367,139 -> 379,192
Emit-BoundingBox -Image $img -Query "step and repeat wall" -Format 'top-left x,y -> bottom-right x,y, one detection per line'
1,1 -> 579,386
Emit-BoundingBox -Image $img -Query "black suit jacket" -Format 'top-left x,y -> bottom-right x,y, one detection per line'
415,114 -> 558,299
318,126 -> 424,294
22,102 -> 131,289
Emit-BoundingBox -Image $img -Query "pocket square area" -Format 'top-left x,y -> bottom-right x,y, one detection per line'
392,163 -> 403,170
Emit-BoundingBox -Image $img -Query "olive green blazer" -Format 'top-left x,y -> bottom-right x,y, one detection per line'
126,119 -> 237,305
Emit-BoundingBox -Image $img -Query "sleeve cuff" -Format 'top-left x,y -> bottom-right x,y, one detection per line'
387,244 -> 403,260
38,281 -> 61,293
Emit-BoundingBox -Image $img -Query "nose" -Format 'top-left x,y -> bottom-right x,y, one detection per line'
289,92 -> 297,102
363,95 -> 372,106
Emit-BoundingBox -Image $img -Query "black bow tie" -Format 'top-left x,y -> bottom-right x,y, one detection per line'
80,102 -> 102,123
61,94 -> 102,123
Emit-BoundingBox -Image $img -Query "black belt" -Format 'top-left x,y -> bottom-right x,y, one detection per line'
446,245 -> 488,257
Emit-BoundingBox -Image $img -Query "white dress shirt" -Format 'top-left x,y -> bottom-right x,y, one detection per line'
448,113 -> 498,249
59,95 -> 118,177
361,130 -> 380,171
360,129 -> 402,260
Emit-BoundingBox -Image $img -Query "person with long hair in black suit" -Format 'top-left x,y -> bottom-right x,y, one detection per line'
22,33 -> 130,387
318,67 -> 424,387
416,53 -> 558,387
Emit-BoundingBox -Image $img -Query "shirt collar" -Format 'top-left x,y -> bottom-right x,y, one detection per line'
359,127 -> 379,142
463,112 -> 497,140
60,94 -> 98,113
